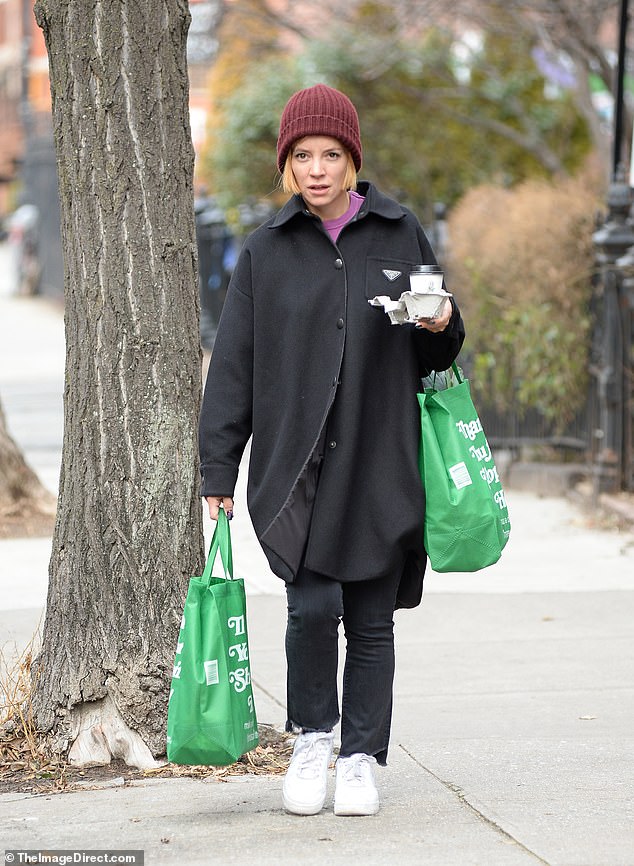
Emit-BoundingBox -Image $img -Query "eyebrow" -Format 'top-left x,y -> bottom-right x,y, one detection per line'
293,145 -> 344,155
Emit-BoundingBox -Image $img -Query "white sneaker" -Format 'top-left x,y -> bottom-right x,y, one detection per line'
282,730 -> 335,815
334,753 -> 380,816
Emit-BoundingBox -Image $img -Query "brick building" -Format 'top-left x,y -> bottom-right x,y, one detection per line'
0,0 -> 25,216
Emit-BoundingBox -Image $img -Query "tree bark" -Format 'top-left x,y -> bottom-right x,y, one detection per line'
31,0 -> 203,767
0,396 -> 56,520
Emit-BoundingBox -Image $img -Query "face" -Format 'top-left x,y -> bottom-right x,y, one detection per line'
290,136 -> 351,220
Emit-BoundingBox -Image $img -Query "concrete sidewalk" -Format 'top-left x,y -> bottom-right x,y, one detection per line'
1,273 -> 634,865
1,585 -> 633,866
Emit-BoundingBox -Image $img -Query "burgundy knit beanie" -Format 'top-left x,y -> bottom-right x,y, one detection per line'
276,84 -> 363,173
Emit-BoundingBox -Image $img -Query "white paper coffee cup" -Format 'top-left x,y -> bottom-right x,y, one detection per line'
409,264 -> 444,294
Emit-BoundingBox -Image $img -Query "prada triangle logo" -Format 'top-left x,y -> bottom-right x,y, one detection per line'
382,269 -> 402,282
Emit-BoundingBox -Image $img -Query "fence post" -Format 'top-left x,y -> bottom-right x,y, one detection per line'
616,243 -> 634,492
592,173 -> 634,492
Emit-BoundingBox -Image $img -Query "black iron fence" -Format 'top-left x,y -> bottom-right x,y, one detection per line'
479,402 -> 592,456
591,174 -> 634,493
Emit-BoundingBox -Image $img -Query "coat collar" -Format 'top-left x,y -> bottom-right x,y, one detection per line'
268,181 -> 405,229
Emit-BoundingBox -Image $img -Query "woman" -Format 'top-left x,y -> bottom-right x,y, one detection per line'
199,84 -> 465,816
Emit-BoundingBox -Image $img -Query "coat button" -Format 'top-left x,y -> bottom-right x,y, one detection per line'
329,440 -> 337,449
337,318 -> 344,329
334,258 -> 343,269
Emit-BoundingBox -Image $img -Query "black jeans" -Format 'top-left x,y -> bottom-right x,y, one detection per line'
285,563 -> 402,765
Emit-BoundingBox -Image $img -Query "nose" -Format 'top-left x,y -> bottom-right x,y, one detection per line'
309,158 -> 325,176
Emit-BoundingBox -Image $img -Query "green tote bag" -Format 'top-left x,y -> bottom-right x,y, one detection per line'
166,509 -> 259,765
418,363 -> 511,572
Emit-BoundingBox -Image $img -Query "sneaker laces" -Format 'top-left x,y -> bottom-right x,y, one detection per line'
339,753 -> 376,784
293,732 -> 333,779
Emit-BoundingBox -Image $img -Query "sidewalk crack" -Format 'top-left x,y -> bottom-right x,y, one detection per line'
399,744 -> 552,866
252,677 -> 286,711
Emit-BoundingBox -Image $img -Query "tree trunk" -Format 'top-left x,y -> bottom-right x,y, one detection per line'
0,396 -> 56,520
31,0 -> 204,768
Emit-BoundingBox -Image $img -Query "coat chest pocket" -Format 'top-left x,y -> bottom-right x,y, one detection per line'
364,256 -> 421,301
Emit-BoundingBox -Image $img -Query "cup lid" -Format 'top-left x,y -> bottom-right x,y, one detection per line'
410,264 -> 442,274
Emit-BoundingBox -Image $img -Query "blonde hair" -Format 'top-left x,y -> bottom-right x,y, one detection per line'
281,149 -> 358,195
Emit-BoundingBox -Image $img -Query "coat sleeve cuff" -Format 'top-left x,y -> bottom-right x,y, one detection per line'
200,464 -> 239,499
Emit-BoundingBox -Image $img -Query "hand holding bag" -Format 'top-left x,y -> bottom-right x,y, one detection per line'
418,363 -> 511,572
166,509 -> 259,765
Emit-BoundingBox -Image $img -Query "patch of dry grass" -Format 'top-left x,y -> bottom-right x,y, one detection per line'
0,640 -> 71,792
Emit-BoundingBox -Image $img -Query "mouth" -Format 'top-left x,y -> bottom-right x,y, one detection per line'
308,185 -> 330,193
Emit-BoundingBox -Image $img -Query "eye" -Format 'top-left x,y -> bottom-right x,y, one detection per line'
327,151 -> 342,159
293,151 -> 309,161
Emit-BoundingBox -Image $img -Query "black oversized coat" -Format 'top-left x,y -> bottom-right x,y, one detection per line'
199,181 -> 465,606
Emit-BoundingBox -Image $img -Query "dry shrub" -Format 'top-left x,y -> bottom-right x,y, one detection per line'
447,164 -> 603,427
